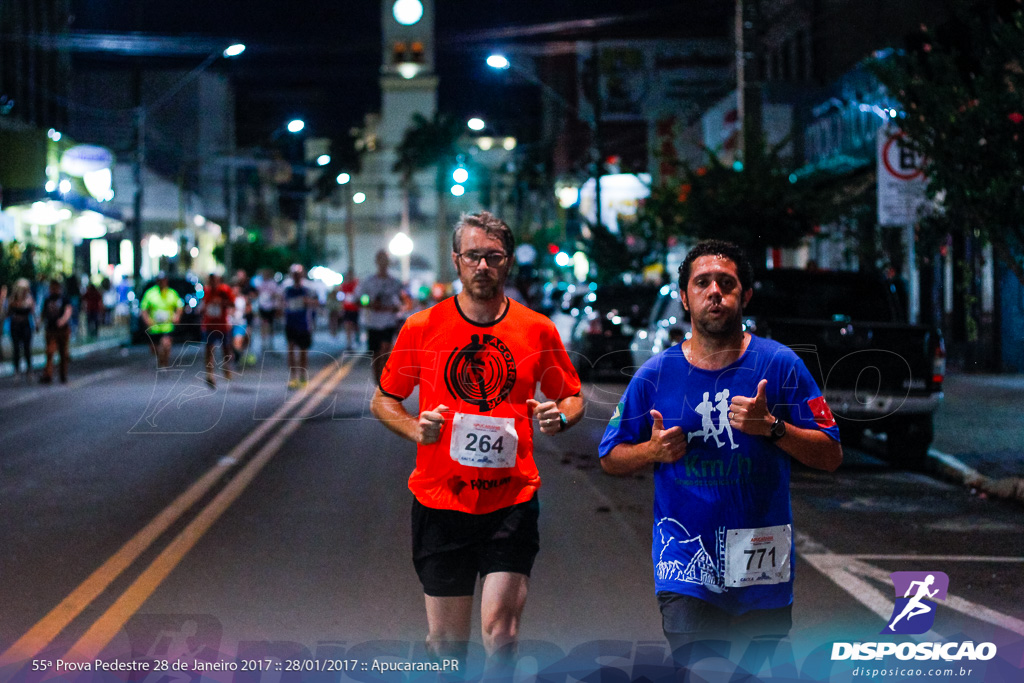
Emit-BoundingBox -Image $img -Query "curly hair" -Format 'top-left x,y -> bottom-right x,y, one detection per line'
677,239 -> 754,292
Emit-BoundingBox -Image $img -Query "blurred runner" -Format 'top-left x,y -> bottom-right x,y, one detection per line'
6,279 -> 37,382
340,269 -> 360,350
357,249 -> 404,384
199,273 -> 235,388
283,264 -> 317,390
139,272 -> 183,369
40,279 -> 73,384
232,269 -> 256,368
256,268 -> 282,354
83,283 -> 104,339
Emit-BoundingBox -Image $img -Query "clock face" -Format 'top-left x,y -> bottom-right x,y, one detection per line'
392,0 -> 423,26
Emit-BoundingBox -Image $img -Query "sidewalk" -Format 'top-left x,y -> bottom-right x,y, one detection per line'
0,319 -> 127,379
928,372 -> 1024,505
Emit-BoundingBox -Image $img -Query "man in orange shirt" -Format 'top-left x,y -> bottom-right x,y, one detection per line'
370,211 -> 584,667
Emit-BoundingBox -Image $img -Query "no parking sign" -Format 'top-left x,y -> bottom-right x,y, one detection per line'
877,127 -> 929,225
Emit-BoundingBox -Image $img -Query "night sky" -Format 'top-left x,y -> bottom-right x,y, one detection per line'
68,1 -> 731,147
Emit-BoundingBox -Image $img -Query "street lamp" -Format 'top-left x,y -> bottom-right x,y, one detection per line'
336,172 -> 355,274
485,50 -> 606,231
132,43 -> 245,283
287,119 -> 305,134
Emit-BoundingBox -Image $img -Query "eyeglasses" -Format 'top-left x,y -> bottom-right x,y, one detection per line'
456,251 -> 508,267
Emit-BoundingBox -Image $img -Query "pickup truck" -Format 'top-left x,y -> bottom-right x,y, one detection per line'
631,269 -> 945,468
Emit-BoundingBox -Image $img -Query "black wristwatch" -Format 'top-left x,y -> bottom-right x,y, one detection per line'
558,412 -> 568,432
768,415 -> 787,442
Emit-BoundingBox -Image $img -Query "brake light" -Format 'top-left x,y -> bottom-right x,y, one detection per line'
932,339 -> 946,385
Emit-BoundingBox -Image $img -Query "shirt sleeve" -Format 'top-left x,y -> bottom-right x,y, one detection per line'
598,369 -> 654,458
776,356 -> 840,441
379,319 -> 419,399
537,323 -> 582,401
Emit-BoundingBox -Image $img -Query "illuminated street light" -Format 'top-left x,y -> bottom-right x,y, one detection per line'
451,184 -> 466,197
467,117 -> 485,131
392,0 -> 424,26
452,167 -> 469,184
389,231 -> 414,256
287,119 -> 305,134
352,192 -> 366,204
317,154 -> 331,166
336,172 -> 351,185
131,42 -> 246,282
486,54 -> 510,70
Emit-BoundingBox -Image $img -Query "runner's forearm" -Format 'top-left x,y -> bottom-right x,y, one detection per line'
775,422 -> 842,471
370,389 -> 421,443
601,442 -> 656,476
555,394 -> 585,429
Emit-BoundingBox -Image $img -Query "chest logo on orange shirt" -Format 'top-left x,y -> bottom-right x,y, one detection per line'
444,333 -> 517,412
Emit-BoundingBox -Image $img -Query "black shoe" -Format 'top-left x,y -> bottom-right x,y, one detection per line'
39,375 -> 52,384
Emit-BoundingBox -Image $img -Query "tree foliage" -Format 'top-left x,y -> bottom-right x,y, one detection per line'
868,0 -> 1024,283
394,112 -> 467,281
630,139 -> 839,266
212,235 -> 309,276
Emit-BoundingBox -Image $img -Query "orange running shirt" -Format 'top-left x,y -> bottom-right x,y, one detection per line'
379,296 -> 582,514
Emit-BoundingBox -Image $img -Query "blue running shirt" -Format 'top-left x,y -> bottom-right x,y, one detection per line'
599,335 -> 839,614
283,285 -> 315,331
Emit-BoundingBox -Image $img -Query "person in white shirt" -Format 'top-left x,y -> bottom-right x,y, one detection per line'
356,249 -> 404,383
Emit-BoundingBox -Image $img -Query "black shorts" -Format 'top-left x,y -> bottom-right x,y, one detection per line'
146,330 -> 171,346
412,495 -> 540,597
259,309 -> 277,324
342,309 -> 359,324
366,327 -> 397,354
657,591 -> 792,646
285,327 -> 312,350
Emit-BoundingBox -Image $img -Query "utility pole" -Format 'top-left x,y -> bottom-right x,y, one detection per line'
132,73 -> 145,284
591,43 -> 604,233
737,0 -> 764,162
225,88 -> 237,273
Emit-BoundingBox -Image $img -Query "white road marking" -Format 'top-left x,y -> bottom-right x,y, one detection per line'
797,531 -> 1024,637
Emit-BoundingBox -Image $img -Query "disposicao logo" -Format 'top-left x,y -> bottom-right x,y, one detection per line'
882,570 -> 949,635
831,570 -> 998,663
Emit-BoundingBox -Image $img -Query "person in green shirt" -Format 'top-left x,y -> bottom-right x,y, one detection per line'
140,272 -> 183,368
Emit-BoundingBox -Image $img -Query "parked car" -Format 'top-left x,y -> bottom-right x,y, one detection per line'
129,275 -> 204,344
567,283 -> 660,380
630,283 -> 691,367
631,269 -> 945,469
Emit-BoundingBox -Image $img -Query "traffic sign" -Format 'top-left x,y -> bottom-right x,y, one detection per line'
877,127 -> 928,226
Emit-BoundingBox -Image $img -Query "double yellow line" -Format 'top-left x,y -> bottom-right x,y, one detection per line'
0,358 -> 356,668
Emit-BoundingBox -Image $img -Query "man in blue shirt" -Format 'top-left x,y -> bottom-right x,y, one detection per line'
283,264 -> 318,390
599,240 -> 842,662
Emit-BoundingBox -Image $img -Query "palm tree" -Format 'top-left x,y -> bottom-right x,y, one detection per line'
393,111 -> 465,283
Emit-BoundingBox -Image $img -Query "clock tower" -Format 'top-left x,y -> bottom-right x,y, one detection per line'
379,0 -> 438,150
344,0 -> 439,280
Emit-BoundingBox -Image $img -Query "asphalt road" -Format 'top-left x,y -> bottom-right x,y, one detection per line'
0,336 -> 1021,682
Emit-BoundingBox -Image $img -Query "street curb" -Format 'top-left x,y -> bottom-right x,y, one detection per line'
0,336 -> 127,379
927,447 -> 1024,506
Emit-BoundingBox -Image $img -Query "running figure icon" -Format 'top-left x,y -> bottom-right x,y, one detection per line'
686,389 -> 739,449
888,574 -> 939,630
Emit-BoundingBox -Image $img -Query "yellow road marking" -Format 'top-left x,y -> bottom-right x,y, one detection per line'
62,360 -> 354,662
0,360 -> 341,668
